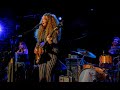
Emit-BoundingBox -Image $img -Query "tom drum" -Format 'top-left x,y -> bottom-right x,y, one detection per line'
99,55 -> 112,68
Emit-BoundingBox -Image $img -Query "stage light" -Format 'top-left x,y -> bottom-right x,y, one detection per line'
58,17 -> 62,21
90,8 -> 94,11
0,17 -> 15,41
0,24 -> 4,40
0,25 -> 2,32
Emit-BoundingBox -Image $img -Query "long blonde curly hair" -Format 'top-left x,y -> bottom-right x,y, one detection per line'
36,13 -> 61,43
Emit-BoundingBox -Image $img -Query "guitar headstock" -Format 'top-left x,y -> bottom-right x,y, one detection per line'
54,21 -> 63,30
58,20 -> 63,28
50,21 -> 63,37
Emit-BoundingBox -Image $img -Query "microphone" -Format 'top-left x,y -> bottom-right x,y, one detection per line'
14,23 -> 42,36
38,23 -> 42,26
34,23 -> 42,28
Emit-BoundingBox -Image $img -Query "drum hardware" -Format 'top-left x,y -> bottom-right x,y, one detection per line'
71,51 -> 87,65
77,48 -> 96,58
105,69 -> 120,82
113,55 -> 120,66
116,61 -> 120,70
58,59 -> 67,70
79,55 -> 88,66
66,49 -> 97,82
68,54 -> 78,59
65,58 -> 81,82
71,48 -> 96,66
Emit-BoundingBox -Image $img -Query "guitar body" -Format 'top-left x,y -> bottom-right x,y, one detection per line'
34,46 -> 44,64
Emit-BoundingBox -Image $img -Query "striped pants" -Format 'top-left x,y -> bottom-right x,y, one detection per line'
39,54 -> 57,82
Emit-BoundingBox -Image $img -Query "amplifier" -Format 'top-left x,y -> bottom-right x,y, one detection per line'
65,58 -> 81,82
59,75 -> 72,82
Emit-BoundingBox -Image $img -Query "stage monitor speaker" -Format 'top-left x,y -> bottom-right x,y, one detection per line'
59,75 -> 72,82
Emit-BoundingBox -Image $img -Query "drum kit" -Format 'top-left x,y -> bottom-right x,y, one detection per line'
66,48 -> 120,82
72,48 -> 96,65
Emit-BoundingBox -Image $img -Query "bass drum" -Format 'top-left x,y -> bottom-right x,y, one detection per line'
94,67 -> 107,81
79,68 -> 97,82
79,68 -> 107,82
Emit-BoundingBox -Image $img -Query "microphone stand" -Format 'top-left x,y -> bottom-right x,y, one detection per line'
73,34 -> 87,41
8,36 -> 18,82
22,23 -> 41,35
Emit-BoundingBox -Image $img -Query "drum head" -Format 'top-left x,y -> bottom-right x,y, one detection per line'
79,68 -> 97,82
83,63 -> 94,69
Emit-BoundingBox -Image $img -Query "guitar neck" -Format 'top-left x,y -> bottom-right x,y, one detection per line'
50,27 -> 58,37
36,24 -> 62,47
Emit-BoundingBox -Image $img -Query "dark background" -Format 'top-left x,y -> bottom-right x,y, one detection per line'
1,0 -> 120,65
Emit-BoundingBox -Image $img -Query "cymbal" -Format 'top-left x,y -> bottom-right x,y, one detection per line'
72,49 -> 96,58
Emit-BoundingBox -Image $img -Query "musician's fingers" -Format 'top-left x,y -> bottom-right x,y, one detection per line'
46,37 -> 50,41
49,37 -> 52,40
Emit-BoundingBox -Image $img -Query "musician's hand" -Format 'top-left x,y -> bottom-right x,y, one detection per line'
36,60 -> 39,64
34,47 -> 44,54
34,48 -> 38,54
40,42 -> 45,47
16,49 -> 23,54
46,35 -> 52,44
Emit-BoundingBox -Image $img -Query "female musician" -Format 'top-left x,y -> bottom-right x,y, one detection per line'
34,13 -> 62,82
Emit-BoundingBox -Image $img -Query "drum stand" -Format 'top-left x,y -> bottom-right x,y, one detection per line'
113,55 -> 120,66
66,58 -> 81,82
115,55 -> 120,82
110,55 -> 120,82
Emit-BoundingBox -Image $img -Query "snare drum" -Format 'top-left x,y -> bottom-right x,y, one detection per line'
83,63 -> 94,69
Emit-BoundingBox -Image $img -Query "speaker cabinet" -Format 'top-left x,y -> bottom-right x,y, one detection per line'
65,58 -> 81,82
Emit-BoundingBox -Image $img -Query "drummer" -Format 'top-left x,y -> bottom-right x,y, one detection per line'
108,36 -> 120,82
108,36 -> 120,65
108,36 -> 120,56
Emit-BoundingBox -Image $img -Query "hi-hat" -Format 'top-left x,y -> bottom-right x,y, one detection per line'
72,48 -> 96,58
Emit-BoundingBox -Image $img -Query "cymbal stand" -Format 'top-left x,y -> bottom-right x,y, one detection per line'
79,55 -> 87,66
112,55 -> 120,82
116,55 -> 120,82
113,55 -> 120,66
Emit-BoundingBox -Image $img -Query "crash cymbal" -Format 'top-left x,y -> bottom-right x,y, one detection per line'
72,48 -> 96,58
85,51 -> 96,58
